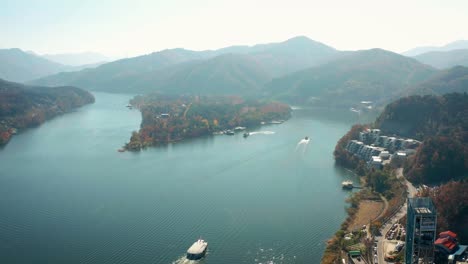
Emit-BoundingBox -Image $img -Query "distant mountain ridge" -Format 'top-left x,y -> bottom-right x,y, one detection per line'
0,48 -> 69,82
42,52 -> 110,66
265,48 -> 437,107
0,48 -> 108,82
403,40 -> 468,56
31,36 -> 339,94
412,49 -> 468,69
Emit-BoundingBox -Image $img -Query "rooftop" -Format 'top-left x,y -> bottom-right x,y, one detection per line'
435,237 -> 458,252
441,231 -> 458,239
409,197 -> 436,214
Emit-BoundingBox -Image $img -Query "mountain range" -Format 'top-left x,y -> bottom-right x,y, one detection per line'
31,36 -> 339,94
403,40 -> 468,56
3,36 -> 468,108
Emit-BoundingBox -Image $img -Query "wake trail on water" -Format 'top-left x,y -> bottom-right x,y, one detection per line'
295,138 -> 310,154
171,256 -> 205,264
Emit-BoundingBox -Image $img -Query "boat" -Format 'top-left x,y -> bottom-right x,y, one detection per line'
243,132 -> 249,138
234,126 -> 246,131
186,239 -> 208,260
342,180 -> 353,189
126,104 -> 133,109
224,130 -> 235,135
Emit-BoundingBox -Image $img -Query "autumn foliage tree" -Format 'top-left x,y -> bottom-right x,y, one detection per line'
418,181 -> 468,243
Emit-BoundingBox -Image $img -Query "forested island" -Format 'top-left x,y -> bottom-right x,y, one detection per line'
0,78 -> 95,146
124,94 -> 291,151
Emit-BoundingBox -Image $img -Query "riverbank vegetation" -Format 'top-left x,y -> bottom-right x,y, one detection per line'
124,94 -> 291,151
0,78 -> 95,146
322,189 -> 383,264
321,165 -> 406,264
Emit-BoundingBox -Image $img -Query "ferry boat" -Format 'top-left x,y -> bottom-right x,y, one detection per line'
342,180 -> 353,189
186,239 -> 208,260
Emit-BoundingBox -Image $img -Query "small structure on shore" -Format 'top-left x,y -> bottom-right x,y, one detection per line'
342,180 -> 354,189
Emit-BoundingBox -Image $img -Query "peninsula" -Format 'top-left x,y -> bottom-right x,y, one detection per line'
124,94 -> 291,151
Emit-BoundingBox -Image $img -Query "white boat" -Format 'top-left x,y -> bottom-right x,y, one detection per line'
186,239 -> 208,260
234,126 -> 246,131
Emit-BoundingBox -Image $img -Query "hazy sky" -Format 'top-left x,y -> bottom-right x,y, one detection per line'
1,0 -> 467,57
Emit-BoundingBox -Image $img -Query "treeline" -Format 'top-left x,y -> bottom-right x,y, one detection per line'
0,79 -> 95,145
125,94 -> 291,150
376,93 -> 468,184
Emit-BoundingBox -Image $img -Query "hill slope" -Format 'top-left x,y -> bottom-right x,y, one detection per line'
0,79 -> 95,145
266,49 -> 437,107
31,36 -> 338,94
375,93 -> 468,183
40,54 -> 271,95
412,49 -> 468,69
407,66 -> 468,95
0,48 -> 71,82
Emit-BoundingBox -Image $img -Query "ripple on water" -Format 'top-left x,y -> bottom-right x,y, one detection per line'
252,247 -> 297,264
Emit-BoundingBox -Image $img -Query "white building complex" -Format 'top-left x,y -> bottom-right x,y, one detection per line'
346,129 -> 421,169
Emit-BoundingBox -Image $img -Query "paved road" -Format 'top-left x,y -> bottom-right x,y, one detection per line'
375,168 -> 416,264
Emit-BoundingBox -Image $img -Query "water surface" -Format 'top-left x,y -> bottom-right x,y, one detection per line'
0,93 -> 361,264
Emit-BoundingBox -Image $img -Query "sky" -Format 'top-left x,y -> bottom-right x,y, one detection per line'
1,0 -> 467,58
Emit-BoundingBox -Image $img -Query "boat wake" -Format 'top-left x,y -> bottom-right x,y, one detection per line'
295,137 -> 310,154
252,247 -> 296,264
249,131 -> 275,135
171,256 -> 206,264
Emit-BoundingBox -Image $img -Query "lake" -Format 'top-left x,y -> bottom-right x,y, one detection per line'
0,92 -> 363,264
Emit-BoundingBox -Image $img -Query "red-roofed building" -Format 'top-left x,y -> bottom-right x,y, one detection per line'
435,231 -> 459,255
440,231 -> 458,240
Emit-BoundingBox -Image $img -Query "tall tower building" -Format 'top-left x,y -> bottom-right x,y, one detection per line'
405,197 -> 437,264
